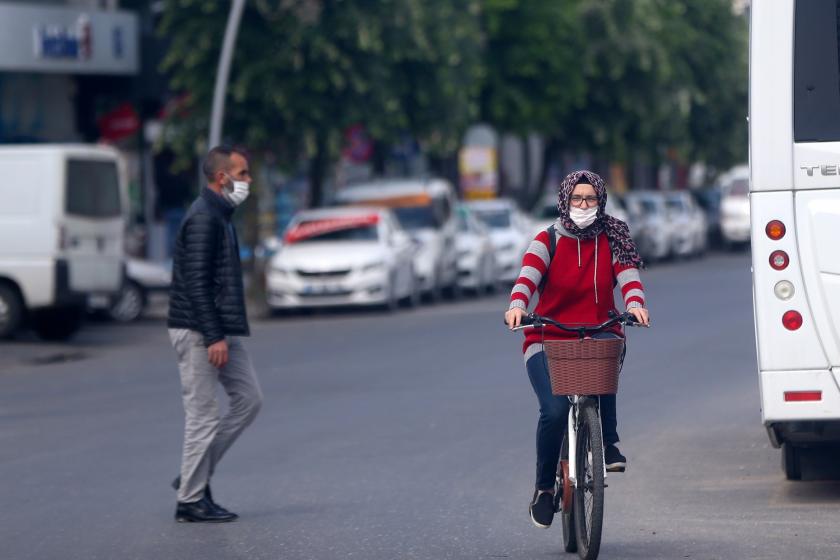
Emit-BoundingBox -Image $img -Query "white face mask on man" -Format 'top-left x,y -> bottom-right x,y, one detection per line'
569,206 -> 599,229
222,174 -> 250,207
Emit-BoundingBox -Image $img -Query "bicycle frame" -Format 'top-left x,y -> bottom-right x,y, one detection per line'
566,395 -> 608,488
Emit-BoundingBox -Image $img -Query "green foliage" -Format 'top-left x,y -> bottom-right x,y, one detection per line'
157,0 -> 748,194
158,0 -> 482,169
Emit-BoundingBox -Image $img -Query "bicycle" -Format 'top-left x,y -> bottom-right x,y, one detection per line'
509,311 -> 646,560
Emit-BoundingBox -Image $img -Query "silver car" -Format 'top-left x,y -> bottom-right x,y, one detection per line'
623,191 -> 673,262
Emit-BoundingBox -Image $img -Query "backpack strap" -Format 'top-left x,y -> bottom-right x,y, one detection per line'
538,224 -> 557,295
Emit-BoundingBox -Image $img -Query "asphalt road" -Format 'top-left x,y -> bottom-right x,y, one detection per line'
2,251 -> 840,560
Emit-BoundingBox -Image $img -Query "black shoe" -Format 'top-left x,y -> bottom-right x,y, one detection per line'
172,476 -> 233,515
529,490 -> 555,528
605,445 -> 627,472
175,497 -> 238,523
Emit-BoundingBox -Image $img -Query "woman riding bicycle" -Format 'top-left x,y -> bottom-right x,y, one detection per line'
504,170 -> 650,530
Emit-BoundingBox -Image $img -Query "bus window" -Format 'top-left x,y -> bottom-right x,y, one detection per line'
793,0 -> 840,142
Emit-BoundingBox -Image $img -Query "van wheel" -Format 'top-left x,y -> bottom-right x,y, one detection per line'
33,306 -> 84,341
782,442 -> 802,480
108,281 -> 146,323
0,284 -> 23,339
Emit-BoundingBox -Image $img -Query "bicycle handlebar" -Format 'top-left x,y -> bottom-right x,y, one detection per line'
505,310 -> 646,336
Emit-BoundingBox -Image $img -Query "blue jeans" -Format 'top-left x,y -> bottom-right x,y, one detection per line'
526,332 -> 622,491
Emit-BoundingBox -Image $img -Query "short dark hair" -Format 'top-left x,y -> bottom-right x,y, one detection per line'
201,145 -> 249,181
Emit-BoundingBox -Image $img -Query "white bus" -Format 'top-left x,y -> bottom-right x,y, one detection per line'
751,0 -> 840,479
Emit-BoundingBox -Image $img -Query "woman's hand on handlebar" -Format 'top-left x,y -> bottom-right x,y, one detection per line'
628,307 -> 650,327
505,307 -> 527,330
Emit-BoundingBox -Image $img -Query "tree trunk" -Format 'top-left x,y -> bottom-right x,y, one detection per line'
308,133 -> 329,208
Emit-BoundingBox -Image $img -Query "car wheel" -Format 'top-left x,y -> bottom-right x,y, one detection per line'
108,281 -> 146,323
403,271 -> 421,308
0,283 -> 23,339
383,275 -> 399,312
33,306 -> 84,341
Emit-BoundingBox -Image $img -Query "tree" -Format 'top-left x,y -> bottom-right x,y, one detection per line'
158,0 -> 482,207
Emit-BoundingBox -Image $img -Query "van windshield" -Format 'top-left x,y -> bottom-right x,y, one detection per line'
393,206 -> 439,230
66,160 -> 121,218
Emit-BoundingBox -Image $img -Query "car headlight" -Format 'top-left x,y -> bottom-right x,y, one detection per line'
272,265 -> 292,275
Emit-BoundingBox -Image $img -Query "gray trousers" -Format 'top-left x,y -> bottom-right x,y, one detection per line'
169,329 -> 263,503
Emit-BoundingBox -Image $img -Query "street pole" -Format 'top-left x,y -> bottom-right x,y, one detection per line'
208,0 -> 246,148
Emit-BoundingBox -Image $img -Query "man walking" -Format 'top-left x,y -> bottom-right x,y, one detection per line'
167,146 -> 262,523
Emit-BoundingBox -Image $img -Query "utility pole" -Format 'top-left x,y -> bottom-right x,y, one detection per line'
208,0 -> 246,148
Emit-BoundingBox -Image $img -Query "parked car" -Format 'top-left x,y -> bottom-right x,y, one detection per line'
465,198 -> 532,283
99,258 -> 171,322
623,191 -> 674,262
719,173 -> 751,249
335,178 -> 459,300
663,191 -> 708,258
455,205 -> 497,294
266,207 -> 418,311
0,144 -> 127,340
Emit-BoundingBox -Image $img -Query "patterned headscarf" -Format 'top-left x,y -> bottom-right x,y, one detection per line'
557,170 -> 644,269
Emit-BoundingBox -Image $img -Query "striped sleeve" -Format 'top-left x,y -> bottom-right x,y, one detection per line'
614,262 -> 646,310
509,230 -> 551,311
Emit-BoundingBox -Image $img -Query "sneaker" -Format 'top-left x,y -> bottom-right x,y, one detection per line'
529,490 -> 555,528
605,445 -> 627,472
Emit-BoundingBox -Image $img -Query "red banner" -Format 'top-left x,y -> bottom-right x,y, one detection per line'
285,215 -> 379,243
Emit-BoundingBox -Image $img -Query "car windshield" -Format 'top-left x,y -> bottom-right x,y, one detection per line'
639,199 -> 659,214
474,209 -> 511,229
393,206 -> 438,230
666,198 -> 687,212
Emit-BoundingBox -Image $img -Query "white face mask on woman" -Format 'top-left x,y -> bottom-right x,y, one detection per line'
222,174 -> 250,207
569,206 -> 598,229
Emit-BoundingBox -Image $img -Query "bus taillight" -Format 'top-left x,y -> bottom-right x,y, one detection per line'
766,220 -> 786,240
769,250 -> 789,270
782,310 -> 803,331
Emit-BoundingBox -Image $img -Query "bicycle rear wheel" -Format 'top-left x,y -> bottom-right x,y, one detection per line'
573,402 -> 605,560
557,435 -> 577,553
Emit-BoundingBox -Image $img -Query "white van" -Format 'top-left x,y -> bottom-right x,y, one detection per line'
751,0 -> 840,478
0,145 -> 127,340
334,178 -> 459,300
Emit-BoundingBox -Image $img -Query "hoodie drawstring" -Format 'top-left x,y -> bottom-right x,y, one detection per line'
594,235 -> 599,305
576,234 -> 599,305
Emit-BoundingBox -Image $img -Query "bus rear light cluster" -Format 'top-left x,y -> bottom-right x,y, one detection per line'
766,220 -> 786,240
782,310 -> 803,331
769,250 -> 789,270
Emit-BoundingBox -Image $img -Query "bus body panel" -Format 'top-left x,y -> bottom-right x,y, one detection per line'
749,0 -> 794,193
793,190 -> 840,366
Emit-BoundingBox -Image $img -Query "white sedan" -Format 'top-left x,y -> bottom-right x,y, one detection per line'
465,199 -> 532,283
266,207 -> 418,311
455,205 -> 497,294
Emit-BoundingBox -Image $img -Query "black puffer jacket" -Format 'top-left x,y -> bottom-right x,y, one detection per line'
167,187 -> 250,346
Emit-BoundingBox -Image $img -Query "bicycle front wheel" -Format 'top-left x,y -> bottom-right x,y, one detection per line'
573,402 -> 605,560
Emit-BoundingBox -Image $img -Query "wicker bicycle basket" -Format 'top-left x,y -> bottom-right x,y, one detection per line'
543,338 -> 625,396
